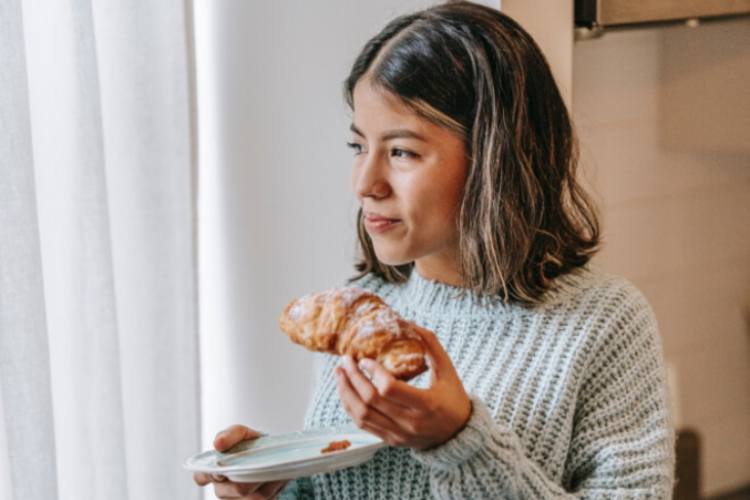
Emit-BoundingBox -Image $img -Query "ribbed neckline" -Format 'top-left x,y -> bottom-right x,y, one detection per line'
395,264 -> 602,317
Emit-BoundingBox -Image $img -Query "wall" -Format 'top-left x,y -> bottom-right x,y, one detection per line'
502,0 -> 573,105
573,18 -> 750,497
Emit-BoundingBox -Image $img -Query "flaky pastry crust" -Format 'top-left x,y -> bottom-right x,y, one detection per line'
279,287 -> 427,380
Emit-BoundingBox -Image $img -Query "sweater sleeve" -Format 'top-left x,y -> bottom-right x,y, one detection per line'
410,287 -> 676,499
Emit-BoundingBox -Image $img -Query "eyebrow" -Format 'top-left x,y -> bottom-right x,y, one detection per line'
349,123 -> 427,142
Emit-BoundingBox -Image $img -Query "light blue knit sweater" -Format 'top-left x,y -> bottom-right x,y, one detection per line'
280,265 -> 676,499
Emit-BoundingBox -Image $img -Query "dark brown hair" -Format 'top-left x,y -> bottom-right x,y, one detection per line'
345,0 -> 600,306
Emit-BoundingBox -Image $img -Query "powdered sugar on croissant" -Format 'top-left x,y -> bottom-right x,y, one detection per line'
279,287 -> 428,380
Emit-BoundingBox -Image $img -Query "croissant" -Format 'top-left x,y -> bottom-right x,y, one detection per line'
279,287 -> 428,380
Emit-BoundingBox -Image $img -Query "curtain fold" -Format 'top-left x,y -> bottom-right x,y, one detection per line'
0,2 -> 59,498
23,0 -> 129,498
0,1 -> 200,499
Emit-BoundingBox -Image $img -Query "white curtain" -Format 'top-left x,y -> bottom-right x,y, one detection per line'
0,1 -> 200,499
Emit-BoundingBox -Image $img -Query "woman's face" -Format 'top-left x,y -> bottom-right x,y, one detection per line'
349,78 -> 469,284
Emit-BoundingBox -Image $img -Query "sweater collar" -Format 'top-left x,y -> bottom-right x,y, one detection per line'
396,265 -> 599,316
398,268 -> 510,317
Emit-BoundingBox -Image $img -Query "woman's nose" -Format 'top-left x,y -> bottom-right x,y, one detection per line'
353,152 -> 391,200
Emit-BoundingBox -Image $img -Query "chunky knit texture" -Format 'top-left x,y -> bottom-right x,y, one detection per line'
279,265 -> 676,499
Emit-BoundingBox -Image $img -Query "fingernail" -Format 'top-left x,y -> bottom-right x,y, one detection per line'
359,358 -> 373,370
358,359 -> 372,374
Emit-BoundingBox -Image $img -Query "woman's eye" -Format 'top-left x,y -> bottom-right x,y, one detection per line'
346,142 -> 363,155
391,148 -> 417,160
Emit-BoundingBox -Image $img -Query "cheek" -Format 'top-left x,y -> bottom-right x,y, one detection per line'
401,188 -> 460,246
412,174 -> 464,221
441,165 -> 467,223
422,178 -> 465,243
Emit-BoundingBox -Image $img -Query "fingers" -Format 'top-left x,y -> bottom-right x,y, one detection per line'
197,430 -> 285,499
411,325 -> 454,381
213,479 -> 285,498
193,471 -> 212,486
341,356 -> 414,414
335,371 -> 415,447
214,424 -> 263,452
193,471 -> 231,488
356,352 -> 434,407
200,476 -> 285,499
335,366 -> 400,434
213,479 -> 261,497
251,480 -> 289,499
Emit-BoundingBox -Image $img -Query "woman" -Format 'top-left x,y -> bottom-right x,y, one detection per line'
194,1 -> 676,498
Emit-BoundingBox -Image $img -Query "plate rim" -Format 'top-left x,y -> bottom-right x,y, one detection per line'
184,426 -> 386,474
222,446 -> 383,482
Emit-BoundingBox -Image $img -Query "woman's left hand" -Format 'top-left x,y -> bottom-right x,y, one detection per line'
335,324 -> 472,450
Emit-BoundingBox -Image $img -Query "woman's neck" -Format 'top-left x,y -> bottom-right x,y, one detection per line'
413,256 -> 464,287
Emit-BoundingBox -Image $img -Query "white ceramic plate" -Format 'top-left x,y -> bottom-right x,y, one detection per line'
184,425 -> 386,482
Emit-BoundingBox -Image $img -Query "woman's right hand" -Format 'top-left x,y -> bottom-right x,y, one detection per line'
193,424 -> 289,499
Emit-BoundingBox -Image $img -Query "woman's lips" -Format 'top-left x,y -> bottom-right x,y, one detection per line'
364,214 -> 401,234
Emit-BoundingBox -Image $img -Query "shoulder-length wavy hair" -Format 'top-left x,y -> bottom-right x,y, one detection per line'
345,0 -> 600,307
